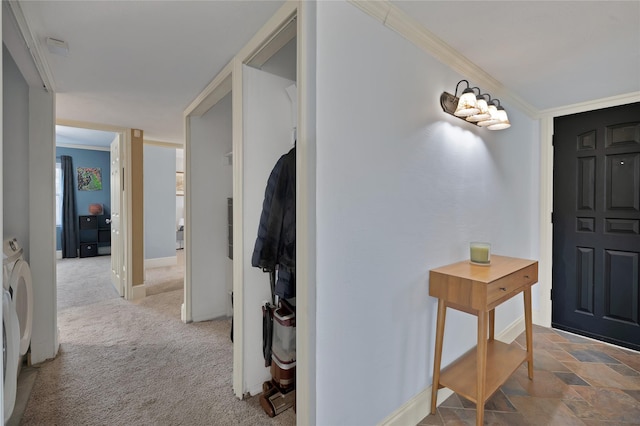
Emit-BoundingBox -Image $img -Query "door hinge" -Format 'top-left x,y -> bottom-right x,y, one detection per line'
550,289 -> 553,300
551,212 -> 554,223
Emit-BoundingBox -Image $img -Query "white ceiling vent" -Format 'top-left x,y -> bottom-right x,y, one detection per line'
46,37 -> 69,56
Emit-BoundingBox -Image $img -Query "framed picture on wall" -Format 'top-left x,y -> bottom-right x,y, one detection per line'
176,172 -> 184,196
77,167 -> 102,191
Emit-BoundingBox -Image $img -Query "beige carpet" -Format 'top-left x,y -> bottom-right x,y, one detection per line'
19,254 -> 295,425
144,250 -> 185,296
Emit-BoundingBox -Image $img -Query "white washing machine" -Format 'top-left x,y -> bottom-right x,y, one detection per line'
3,238 -> 33,356
3,238 -> 34,422
3,289 -> 20,422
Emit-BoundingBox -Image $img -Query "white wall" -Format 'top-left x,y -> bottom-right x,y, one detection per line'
314,2 -> 540,424
189,93 -> 233,321
143,144 -> 176,260
28,87 -> 56,365
3,42 -> 57,366
242,65 -> 295,394
3,45 -> 29,257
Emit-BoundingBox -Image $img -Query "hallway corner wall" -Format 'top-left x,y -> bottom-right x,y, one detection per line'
313,2 -> 540,424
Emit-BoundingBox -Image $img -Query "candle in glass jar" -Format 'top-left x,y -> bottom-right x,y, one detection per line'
470,242 -> 491,264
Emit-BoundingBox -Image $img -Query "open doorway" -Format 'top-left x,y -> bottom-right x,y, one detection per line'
142,143 -> 186,298
55,125 -> 120,309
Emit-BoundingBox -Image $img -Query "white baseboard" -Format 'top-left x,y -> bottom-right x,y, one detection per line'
247,371 -> 272,397
378,316 -> 525,426
132,284 -> 146,300
532,308 -> 551,328
496,316 -> 526,344
56,250 -> 62,259
191,310 -> 229,323
144,256 -> 177,269
181,303 -> 188,323
377,386 -> 453,426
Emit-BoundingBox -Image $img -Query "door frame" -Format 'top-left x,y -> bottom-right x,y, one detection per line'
536,91 -> 640,329
56,119 -> 134,301
183,1 -> 316,422
110,133 -> 124,297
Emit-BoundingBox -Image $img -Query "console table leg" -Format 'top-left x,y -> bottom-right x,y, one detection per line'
524,287 -> 534,379
489,309 -> 495,341
476,310 -> 487,426
431,299 -> 447,414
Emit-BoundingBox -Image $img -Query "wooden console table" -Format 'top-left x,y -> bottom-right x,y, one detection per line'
429,255 -> 538,426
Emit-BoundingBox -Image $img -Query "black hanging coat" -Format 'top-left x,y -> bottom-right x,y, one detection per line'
252,147 -> 296,298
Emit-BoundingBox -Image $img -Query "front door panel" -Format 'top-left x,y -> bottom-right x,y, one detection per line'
553,102 -> 640,351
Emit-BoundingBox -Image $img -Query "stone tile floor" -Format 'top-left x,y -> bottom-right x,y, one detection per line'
418,325 -> 640,425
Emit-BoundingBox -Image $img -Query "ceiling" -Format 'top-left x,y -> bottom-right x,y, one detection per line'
393,1 -> 640,111
7,1 -> 640,147
55,125 -> 117,149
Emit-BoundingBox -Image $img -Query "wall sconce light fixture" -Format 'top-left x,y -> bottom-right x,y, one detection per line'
440,80 -> 511,130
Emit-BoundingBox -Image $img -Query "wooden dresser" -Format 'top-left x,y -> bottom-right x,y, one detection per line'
429,255 -> 538,426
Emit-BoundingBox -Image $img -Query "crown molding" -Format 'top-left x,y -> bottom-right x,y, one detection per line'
55,143 -> 110,152
184,1 -> 298,119
349,0 -> 391,24
6,0 -> 56,92
538,91 -> 640,119
56,119 -> 127,134
348,0 -> 538,119
237,1 -> 298,64
184,60 -> 233,118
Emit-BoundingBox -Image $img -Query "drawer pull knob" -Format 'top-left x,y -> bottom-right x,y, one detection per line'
524,275 -> 530,279
500,287 -> 507,291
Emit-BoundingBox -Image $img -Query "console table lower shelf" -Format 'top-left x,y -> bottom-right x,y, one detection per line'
438,340 -> 527,404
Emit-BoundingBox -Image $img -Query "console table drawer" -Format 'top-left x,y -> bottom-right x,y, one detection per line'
486,263 -> 538,307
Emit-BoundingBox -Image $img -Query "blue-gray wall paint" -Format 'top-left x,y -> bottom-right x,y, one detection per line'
314,3 -> 540,424
143,145 -> 176,260
55,147 -> 111,250
3,45 -> 31,258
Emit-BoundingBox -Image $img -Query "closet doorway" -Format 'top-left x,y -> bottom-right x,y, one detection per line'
184,3 -> 304,415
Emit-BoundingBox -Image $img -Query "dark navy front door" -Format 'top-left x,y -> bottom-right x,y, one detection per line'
552,102 -> 640,351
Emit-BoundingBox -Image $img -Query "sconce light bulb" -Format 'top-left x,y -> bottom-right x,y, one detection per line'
454,89 -> 480,117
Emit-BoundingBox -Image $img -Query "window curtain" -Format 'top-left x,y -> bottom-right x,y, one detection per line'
61,155 -> 78,258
